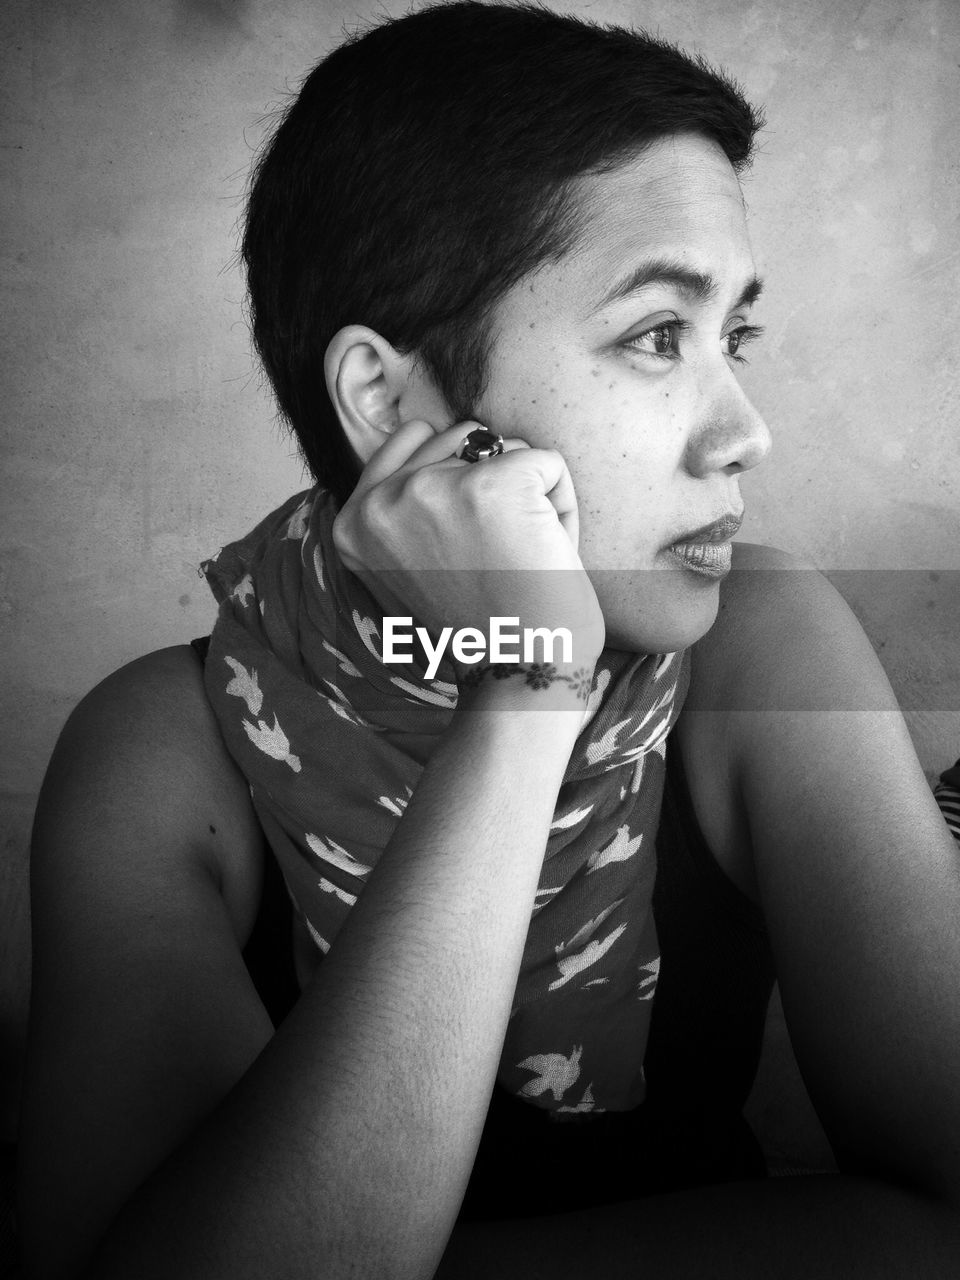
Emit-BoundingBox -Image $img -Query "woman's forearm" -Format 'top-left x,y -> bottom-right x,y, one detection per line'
441,1172 -> 960,1279
86,686 -> 587,1280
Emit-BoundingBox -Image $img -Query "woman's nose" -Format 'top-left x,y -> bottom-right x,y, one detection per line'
684,383 -> 772,478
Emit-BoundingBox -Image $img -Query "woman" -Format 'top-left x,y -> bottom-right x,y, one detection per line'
18,3 -> 960,1277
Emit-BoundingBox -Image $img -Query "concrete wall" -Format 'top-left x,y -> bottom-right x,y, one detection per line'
2,0 -> 959,1132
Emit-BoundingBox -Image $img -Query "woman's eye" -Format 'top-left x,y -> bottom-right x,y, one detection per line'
625,322 -> 684,359
624,320 -> 765,364
723,324 -> 765,364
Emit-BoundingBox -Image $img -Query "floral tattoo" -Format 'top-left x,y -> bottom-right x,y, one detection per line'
459,662 -> 594,700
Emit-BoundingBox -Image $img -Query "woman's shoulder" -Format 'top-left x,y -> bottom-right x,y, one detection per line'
707,539 -> 818,656
686,540 -> 799,695
675,542 -> 897,898
52,643 -> 249,806
63,642 -> 216,727
36,643 -> 266,933
686,541 -> 892,715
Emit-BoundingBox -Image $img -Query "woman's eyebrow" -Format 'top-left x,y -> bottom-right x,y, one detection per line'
591,255 -> 764,312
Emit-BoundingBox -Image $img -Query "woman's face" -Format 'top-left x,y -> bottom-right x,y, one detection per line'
475,132 -> 771,653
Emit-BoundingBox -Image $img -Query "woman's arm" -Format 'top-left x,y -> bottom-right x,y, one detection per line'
19,644 -> 592,1280
18,645 -> 276,1278
726,549 -> 960,1209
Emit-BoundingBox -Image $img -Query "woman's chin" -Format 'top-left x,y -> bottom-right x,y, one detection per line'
595,568 -> 722,654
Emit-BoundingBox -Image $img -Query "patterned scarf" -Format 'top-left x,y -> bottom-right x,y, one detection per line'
201,486 -> 689,1115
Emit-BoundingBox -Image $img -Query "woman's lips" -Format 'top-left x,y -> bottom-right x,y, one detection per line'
664,511 -> 741,579
670,511 -> 743,544
667,539 -> 733,578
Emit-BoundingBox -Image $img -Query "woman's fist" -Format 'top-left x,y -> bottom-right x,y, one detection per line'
333,420 -> 605,676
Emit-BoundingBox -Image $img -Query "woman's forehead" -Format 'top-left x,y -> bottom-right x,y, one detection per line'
537,135 -> 755,320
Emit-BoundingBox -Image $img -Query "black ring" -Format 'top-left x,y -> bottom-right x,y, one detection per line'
456,428 -> 505,463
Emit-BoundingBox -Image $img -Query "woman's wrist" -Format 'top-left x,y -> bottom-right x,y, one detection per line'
453,657 -> 599,719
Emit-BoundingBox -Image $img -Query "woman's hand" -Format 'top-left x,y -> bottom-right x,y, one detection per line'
332,419 -> 606,676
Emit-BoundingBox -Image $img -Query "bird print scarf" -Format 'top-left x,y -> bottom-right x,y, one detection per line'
200,486 -> 689,1116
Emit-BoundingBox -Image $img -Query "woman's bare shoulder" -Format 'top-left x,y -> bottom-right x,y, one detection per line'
65,642 -> 231,749
672,545 -> 810,898
36,643 -> 266,935
685,541 -> 881,712
676,542 -> 889,897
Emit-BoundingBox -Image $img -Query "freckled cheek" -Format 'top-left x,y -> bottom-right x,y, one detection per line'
480,348 -> 571,439
503,376 -> 595,451
568,421 -> 676,545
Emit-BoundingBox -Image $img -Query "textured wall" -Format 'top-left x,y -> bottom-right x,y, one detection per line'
2,0 -> 959,1129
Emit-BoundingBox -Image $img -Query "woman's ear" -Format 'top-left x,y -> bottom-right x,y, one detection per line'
324,326 -> 415,464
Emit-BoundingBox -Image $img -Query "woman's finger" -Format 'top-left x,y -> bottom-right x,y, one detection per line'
392,421 -> 516,473
356,419 -> 505,492
491,447 -> 580,551
351,418 -> 441,495
363,424 -> 530,489
403,428 -> 531,475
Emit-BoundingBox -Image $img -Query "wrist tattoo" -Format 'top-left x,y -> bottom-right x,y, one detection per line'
459,662 -> 594,700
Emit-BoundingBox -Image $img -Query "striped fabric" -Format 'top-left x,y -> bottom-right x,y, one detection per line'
935,758 -> 960,845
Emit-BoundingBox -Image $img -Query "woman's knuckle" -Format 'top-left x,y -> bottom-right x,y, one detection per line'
464,465 -> 500,504
404,468 -> 434,504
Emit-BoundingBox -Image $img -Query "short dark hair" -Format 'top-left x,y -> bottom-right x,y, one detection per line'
242,1 -> 763,502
